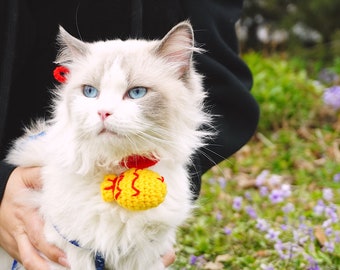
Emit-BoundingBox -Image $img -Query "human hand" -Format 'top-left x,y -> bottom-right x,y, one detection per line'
0,166 -> 69,270
0,166 -> 175,269
162,249 -> 176,267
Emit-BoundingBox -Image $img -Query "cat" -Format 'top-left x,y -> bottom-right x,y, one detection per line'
0,21 -> 211,270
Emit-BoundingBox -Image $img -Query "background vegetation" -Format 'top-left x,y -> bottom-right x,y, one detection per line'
239,0 -> 340,61
173,52 -> 340,270
173,2 -> 340,267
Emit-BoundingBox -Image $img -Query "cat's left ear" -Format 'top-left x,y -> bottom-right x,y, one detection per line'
156,21 -> 196,78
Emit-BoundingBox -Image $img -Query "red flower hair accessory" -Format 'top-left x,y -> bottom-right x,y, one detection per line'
53,66 -> 69,83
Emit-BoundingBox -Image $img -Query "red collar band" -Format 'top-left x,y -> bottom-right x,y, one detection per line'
119,155 -> 158,169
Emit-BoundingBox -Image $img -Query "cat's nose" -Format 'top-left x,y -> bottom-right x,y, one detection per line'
98,110 -> 112,121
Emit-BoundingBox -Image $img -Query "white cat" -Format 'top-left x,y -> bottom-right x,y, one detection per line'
0,21 -> 211,270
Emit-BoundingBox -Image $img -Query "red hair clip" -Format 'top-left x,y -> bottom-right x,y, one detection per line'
53,66 -> 69,83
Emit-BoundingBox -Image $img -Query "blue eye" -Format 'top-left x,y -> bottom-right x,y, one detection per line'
127,87 -> 147,99
83,85 -> 99,98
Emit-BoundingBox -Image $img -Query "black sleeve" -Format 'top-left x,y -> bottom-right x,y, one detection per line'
0,0 -> 19,202
0,161 -> 15,199
182,0 -> 260,197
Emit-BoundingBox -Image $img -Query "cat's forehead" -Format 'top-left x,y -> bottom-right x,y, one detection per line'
82,39 -> 160,76
89,39 -> 158,59
81,39 -> 162,84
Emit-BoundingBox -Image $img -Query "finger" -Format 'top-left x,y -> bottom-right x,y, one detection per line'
38,242 -> 69,268
25,209 -> 69,267
16,232 -> 49,270
21,167 -> 43,189
0,230 -> 20,260
162,250 -> 176,267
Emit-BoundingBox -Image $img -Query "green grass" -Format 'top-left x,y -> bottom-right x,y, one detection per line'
173,53 -> 340,269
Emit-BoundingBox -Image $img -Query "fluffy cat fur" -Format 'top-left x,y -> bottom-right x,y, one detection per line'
0,21 -> 211,269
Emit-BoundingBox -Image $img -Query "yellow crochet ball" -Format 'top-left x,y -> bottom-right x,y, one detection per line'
101,174 -> 118,203
101,168 -> 167,211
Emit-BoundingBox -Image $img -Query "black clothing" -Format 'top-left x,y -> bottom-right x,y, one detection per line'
0,0 -> 259,200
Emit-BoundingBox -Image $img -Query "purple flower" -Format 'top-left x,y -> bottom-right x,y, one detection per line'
308,227 -> 315,242
281,224 -> 289,231
280,184 -> 291,198
323,85 -> 340,110
256,170 -> 269,186
282,202 -> 294,213
322,218 -> 333,229
268,175 -> 281,186
313,200 -> 325,216
246,206 -> 257,219
269,184 -> 291,204
318,68 -> 339,84
307,256 -> 320,270
274,242 -> 301,260
215,211 -> 223,221
322,188 -> 333,201
274,241 -> 293,260
259,186 -> 269,197
269,189 -> 285,204
189,255 -> 198,265
260,264 -> 274,270
232,196 -> 243,211
256,218 -> 270,232
323,241 -> 335,253
245,191 -> 252,201
325,204 -> 338,222
325,227 -> 333,237
266,228 -> 281,242
208,177 -> 216,185
293,230 -> 309,245
333,173 -> 340,183
189,255 -> 205,266
224,226 -> 232,235
299,216 -> 308,231
217,177 -> 227,189
275,243 -> 288,260
335,231 -> 340,243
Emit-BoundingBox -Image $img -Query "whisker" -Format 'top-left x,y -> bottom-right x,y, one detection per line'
135,131 -> 176,147
200,145 -> 228,161
196,146 -> 232,180
75,2 -> 83,40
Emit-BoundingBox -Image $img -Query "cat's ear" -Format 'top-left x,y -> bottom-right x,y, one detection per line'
55,26 -> 88,64
156,21 -> 196,77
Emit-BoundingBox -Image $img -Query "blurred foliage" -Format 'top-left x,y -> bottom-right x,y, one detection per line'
243,53 -> 323,132
292,1 -> 340,43
241,0 -> 340,62
173,52 -> 340,270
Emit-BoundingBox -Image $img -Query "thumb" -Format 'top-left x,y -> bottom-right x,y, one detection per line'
21,167 -> 43,190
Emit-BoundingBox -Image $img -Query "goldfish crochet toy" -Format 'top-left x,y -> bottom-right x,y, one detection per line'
100,155 -> 167,211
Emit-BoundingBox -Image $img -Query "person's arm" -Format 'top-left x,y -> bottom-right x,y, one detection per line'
181,0 -> 259,197
0,167 -> 70,269
183,0 -> 259,170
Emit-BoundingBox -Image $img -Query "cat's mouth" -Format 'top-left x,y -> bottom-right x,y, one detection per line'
99,128 -> 120,137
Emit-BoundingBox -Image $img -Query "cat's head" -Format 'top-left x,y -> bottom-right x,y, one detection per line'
52,21 -> 210,171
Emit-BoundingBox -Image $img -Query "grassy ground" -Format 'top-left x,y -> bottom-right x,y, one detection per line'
173,53 -> 340,269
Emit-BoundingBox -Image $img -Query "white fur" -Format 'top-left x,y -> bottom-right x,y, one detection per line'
1,22 -> 211,270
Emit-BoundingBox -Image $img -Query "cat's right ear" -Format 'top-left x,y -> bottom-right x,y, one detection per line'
156,21 -> 196,78
55,26 -> 88,64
